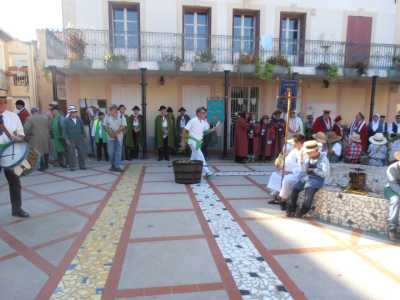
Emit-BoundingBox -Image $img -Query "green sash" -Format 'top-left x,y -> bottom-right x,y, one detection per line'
384,184 -> 398,200
189,136 -> 203,150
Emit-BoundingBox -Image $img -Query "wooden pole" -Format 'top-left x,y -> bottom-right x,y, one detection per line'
280,88 -> 292,185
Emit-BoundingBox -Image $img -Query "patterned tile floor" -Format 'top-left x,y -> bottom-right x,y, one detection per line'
0,159 -> 400,300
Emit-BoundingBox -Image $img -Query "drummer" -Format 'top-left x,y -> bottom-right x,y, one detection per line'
0,95 -> 30,218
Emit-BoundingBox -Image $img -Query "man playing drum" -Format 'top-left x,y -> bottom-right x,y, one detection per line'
0,95 -> 29,218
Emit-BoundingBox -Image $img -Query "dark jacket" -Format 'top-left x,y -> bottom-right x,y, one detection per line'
63,117 -> 86,141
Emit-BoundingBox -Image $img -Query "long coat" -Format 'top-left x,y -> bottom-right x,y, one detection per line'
234,116 -> 249,157
126,115 -> 144,148
154,115 -> 175,149
24,113 -> 50,154
312,116 -> 332,133
50,112 -> 66,153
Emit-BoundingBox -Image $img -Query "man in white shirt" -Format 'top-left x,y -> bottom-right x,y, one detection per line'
182,107 -> 220,177
288,111 -> 304,138
105,105 -> 127,172
0,95 -> 30,218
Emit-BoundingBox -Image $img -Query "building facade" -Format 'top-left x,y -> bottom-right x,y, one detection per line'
38,0 -> 400,151
0,29 -> 40,109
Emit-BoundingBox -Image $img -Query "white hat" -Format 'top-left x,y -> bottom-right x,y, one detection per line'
350,133 -> 361,143
303,140 -> 322,153
67,105 -> 78,113
369,132 -> 387,145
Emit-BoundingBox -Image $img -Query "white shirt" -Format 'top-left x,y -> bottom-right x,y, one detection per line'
332,142 -> 342,157
162,117 -> 168,128
288,117 -> 304,134
284,148 -> 302,174
0,110 -> 25,145
185,117 -> 210,141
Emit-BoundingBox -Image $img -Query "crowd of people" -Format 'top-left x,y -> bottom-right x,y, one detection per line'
233,109 -> 400,167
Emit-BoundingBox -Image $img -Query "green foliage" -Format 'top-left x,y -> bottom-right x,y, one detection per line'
316,63 -> 338,81
350,61 -> 368,76
238,53 -> 256,65
104,53 -> 127,68
266,55 -> 290,67
161,54 -> 183,69
392,56 -> 400,70
195,50 -> 215,63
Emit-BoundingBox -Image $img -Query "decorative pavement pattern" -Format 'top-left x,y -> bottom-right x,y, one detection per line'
191,182 -> 291,300
51,165 -> 141,299
1,160 -> 400,299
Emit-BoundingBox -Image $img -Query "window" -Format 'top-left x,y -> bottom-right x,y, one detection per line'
233,14 -> 256,53
183,8 -> 210,51
279,13 -> 306,65
111,5 -> 139,49
280,17 -> 301,55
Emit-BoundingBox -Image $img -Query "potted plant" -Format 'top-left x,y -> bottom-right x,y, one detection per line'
158,54 -> 183,71
315,63 -> 338,81
388,56 -> 400,78
256,58 -> 274,81
238,53 -> 256,74
65,30 -> 92,69
193,50 -> 215,72
344,61 -> 368,77
266,55 -> 290,75
104,53 -> 127,70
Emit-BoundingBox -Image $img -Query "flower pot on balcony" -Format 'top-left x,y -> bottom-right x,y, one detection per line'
238,64 -> 256,74
315,69 -> 328,77
158,61 -> 178,71
343,68 -> 360,77
69,58 -> 93,70
105,61 -> 125,70
387,69 -> 400,79
192,62 -> 213,72
272,65 -> 289,75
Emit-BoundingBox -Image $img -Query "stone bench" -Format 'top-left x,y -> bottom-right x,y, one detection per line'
306,189 -> 390,235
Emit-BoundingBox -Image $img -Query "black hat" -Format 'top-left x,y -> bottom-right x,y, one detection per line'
167,107 -> 173,113
49,102 -> 59,110
16,99 -> 25,106
159,105 -> 166,111
118,104 -> 126,110
132,106 -> 140,111
178,107 -> 186,113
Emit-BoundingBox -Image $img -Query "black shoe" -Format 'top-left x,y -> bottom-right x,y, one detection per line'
12,209 -> 30,218
388,230 -> 399,242
280,201 -> 287,211
80,167 -> 87,170
70,168 -> 76,171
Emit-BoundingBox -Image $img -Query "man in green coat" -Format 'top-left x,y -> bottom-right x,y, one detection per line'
92,112 -> 109,161
155,105 -> 174,161
49,102 -> 66,168
126,106 -> 144,160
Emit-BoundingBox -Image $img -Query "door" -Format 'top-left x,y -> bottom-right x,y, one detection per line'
230,87 -> 259,147
183,8 -> 210,62
182,85 -> 210,118
345,16 -> 372,66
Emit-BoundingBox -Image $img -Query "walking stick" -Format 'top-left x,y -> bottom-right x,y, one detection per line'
280,88 -> 292,186
85,98 -> 95,157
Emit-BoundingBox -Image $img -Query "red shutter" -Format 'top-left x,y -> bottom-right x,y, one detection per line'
345,16 -> 372,66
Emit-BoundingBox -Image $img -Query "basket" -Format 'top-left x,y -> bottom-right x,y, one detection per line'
172,160 -> 203,184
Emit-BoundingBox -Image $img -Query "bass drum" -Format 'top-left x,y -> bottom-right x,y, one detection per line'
0,142 -> 29,169
21,147 -> 40,176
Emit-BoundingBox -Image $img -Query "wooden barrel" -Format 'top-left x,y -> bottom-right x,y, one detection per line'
349,172 -> 367,191
173,160 -> 203,184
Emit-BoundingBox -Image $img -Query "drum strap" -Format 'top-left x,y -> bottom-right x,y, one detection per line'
0,118 -> 13,142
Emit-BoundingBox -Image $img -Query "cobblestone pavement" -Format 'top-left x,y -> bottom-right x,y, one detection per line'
0,159 -> 400,300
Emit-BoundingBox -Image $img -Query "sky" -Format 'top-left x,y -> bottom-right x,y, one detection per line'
0,0 -> 63,41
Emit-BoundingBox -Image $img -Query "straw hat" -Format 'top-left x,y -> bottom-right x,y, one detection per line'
369,132 -> 387,145
327,132 -> 342,144
394,151 -> 400,161
303,140 -> 322,153
67,105 -> 78,113
312,132 -> 328,144
350,133 -> 361,143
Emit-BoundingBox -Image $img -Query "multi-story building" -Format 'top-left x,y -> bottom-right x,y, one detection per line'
0,29 -> 40,109
38,0 -> 400,152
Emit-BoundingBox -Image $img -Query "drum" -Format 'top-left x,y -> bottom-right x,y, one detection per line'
0,142 -> 29,168
21,147 -> 40,176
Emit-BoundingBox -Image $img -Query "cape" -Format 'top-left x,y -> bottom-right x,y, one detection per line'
126,115 -> 144,147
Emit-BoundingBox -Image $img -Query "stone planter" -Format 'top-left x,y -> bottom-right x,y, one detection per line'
192,62 -> 213,72
315,68 -> 328,77
238,64 -> 256,74
69,58 -> 93,70
387,69 -> 400,79
158,61 -> 178,71
105,61 -> 126,70
272,65 -> 289,75
343,68 -> 361,77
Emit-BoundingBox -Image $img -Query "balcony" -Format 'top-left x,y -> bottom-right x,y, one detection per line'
0,70 -> 8,91
44,29 -> 400,78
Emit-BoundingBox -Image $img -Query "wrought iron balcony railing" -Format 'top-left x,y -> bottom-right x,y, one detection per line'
45,29 -> 400,71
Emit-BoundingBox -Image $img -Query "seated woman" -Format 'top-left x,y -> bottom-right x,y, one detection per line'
328,132 -> 342,163
267,134 -> 305,209
344,133 -> 363,164
368,132 -> 388,166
